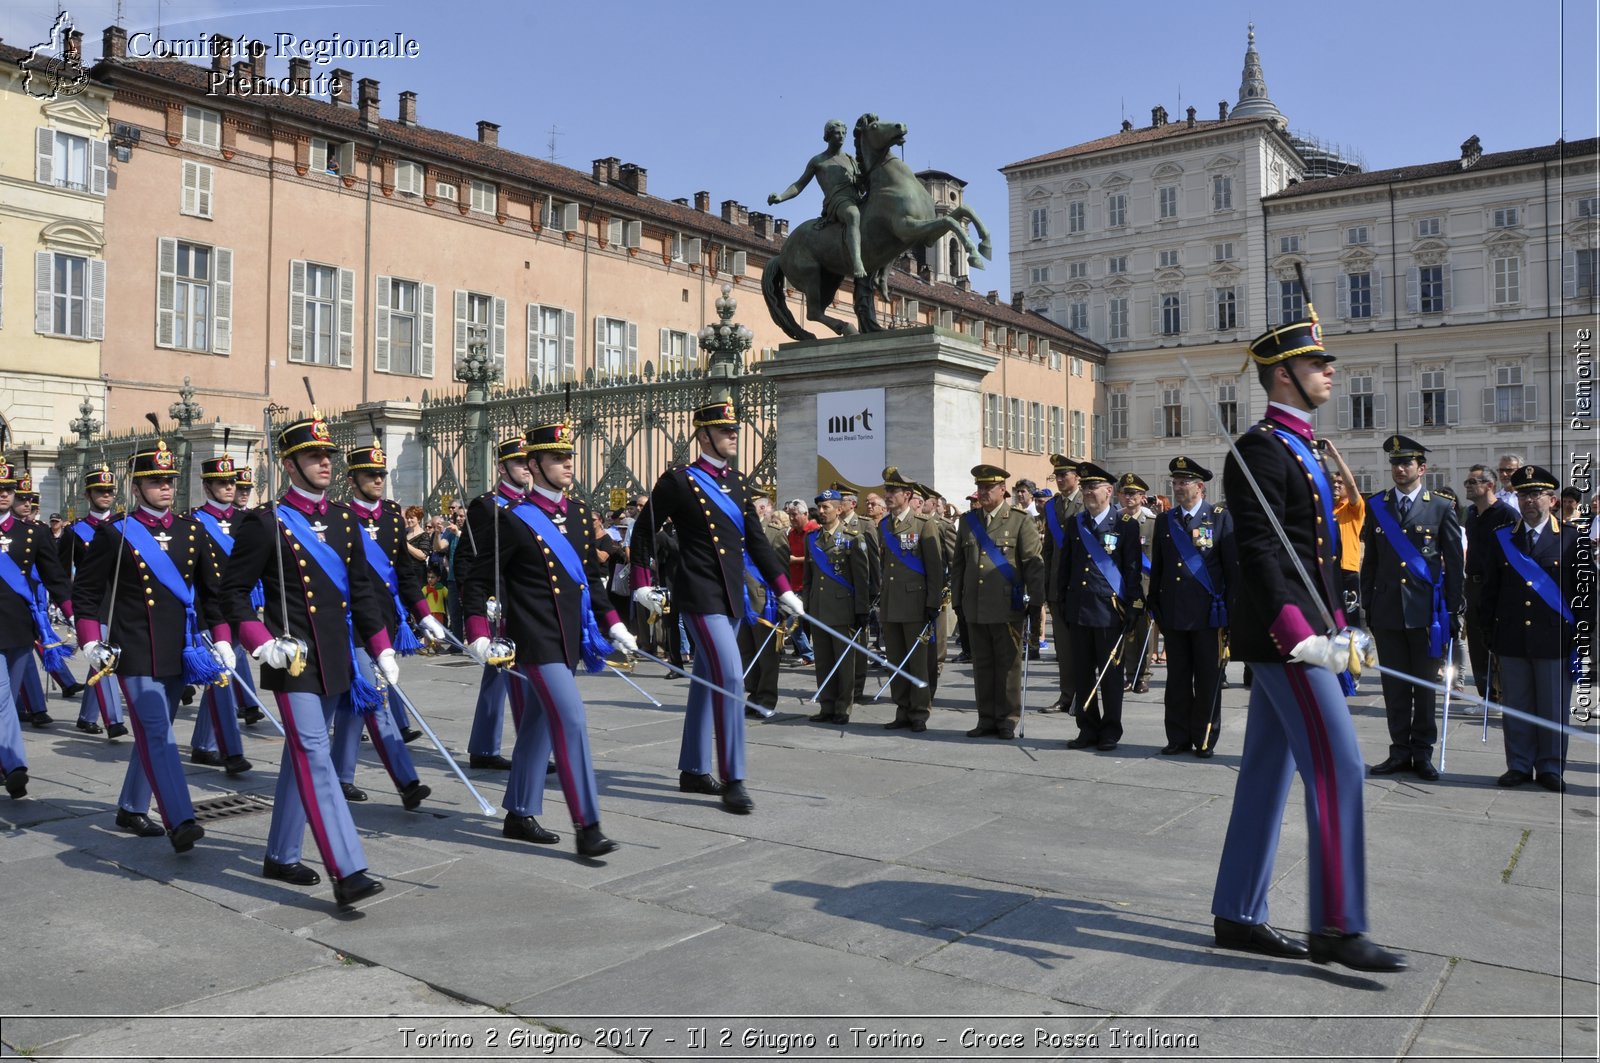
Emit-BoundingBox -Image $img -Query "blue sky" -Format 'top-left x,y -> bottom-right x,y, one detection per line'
5,0 -> 1595,277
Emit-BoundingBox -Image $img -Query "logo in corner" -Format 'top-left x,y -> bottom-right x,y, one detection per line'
22,11 -> 90,101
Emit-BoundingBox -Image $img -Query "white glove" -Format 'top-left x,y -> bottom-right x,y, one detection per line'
84,640 -> 116,671
419,615 -> 448,642
776,590 -> 806,618
485,598 -> 503,623
632,586 -> 666,618
1289,631 -> 1354,674
210,640 -> 234,670
375,647 -> 400,686
467,636 -> 493,665
253,639 -> 291,671
607,622 -> 639,656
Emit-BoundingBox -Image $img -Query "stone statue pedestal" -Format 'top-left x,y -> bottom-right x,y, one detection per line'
759,326 -> 998,501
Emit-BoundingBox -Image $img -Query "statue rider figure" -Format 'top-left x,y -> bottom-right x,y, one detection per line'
768,119 -> 867,281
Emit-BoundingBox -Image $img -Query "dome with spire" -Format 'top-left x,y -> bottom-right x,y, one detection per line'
1230,23 -> 1286,125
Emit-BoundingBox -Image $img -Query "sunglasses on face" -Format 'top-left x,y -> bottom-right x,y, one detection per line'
1463,478 -> 1490,486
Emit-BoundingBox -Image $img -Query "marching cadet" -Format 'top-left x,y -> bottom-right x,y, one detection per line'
1211,304 -> 1405,973
329,435 -> 442,812
13,468 -> 83,722
0,449 -> 76,799
1360,435 -> 1462,782
72,433 -> 227,848
60,463 -> 128,739
738,493 -> 788,717
1148,457 -> 1235,757
950,465 -> 1043,740
220,411 -> 394,908
185,444 -> 253,776
461,435 -> 534,771
1117,473 -> 1158,695
1482,464 -> 1585,792
630,395 -> 803,814
804,489 -> 871,724
877,467 -> 943,732
223,450 -> 267,729
1057,462 -> 1144,751
1038,454 -> 1085,713
464,421 -> 635,858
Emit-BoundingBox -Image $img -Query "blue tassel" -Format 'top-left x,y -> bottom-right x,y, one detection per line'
578,585 -> 613,674
1338,669 -> 1357,697
249,582 -> 266,612
393,617 -> 421,657
349,668 -> 385,715
39,638 -> 73,673
182,643 -> 224,685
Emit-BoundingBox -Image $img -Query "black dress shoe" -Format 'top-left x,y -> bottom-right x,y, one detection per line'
1213,916 -> 1310,958
1368,756 -> 1411,776
1160,742 -> 1189,755
954,653 -> 972,664
76,719 -> 104,735
62,683 -> 86,698
1133,677 -> 1151,694
190,748 -> 223,767
966,724 -> 997,738
721,780 -> 754,814
575,823 -> 619,858
332,870 -> 384,908
829,713 -> 851,724
4,767 -> 28,798
1308,932 -> 1408,972
28,711 -> 52,728
106,722 -> 128,739
1027,648 -> 1042,661
1536,772 -> 1566,793
909,722 -> 927,733
262,858 -> 321,885
808,711 -> 832,722
1065,735 -> 1097,749
1194,746 -> 1216,759
1497,769 -> 1532,787
114,809 -> 165,837
503,813 -> 559,844
883,718 -> 912,730
1096,739 -> 1119,751
400,780 -> 431,811
995,729 -> 1016,740
223,755 -> 252,776
341,782 -> 368,802
678,771 -> 725,795
168,819 -> 205,853
547,759 -> 558,775
400,727 -> 423,744
1413,759 -> 1440,782
469,754 -> 513,770
240,706 -> 266,726
180,686 -> 196,706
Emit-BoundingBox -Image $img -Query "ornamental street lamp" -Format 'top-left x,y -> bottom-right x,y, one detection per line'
698,283 -> 754,379
455,337 -> 500,496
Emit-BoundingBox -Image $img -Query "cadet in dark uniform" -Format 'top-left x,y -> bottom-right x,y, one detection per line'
1482,465 -> 1585,792
950,465 -> 1043,739
1057,462 -> 1144,751
61,464 -> 128,739
878,467 -> 944,732
1148,457 -> 1235,757
1038,455 -> 1084,713
1118,473 -> 1157,695
1360,435 -> 1463,781
804,489 -> 871,723
185,446 -> 253,776
1211,307 -> 1405,972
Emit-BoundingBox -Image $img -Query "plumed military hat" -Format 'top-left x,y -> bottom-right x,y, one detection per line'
344,443 -> 387,472
0,460 -> 15,488
496,434 -> 528,463
201,453 -> 239,480
1168,455 -> 1213,482
130,438 -> 180,478
83,463 -> 116,491
277,411 -> 338,458
692,394 -> 738,428
525,421 -> 575,454
1244,303 -> 1334,372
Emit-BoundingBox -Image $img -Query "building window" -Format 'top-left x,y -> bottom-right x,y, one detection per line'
180,160 -> 213,218
1346,225 -> 1369,246
983,393 -> 1003,447
1070,409 -> 1086,456
1161,384 -> 1184,438
435,180 -> 459,203
1347,371 -> 1376,430
1578,197 -> 1599,219
1214,286 -> 1237,330
1278,234 -> 1302,255
470,180 -> 497,214
1491,207 -> 1520,229
1068,200 -> 1085,233
1212,175 -> 1232,211
1158,185 -> 1178,219
1007,397 -> 1025,450
287,260 -> 351,365
1346,271 -> 1373,319
1572,249 -> 1599,299
1027,402 -> 1045,452
1070,355 -> 1085,377
1068,302 -> 1088,332
1213,241 -> 1234,262
1108,297 -> 1129,340
376,278 -> 423,376
36,129 -> 105,194
306,264 -> 338,364
1416,217 -> 1441,238
1030,265 -> 1051,284
1068,260 -> 1088,279
595,316 -> 638,378
182,105 -> 220,149
1159,293 -> 1183,335
1030,207 -> 1049,240
1415,264 -> 1446,313
1107,255 -> 1127,274
1217,380 -> 1237,434
1486,364 -> 1534,423
1108,390 -> 1128,441
1416,367 -> 1455,427
452,289 -> 505,377
1278,279 -> 1303,322
395,160 -> 424,196
526,304 -> 574,385
1492,256 -> 1521,305
1048,406 -> 1065,456
310,137 -> 353,176
659,327 -> 693,375
1158,249 -> 1180,268
172,242 -> 210,351
1107,193 -> 1126,228
35,251 -> 104,339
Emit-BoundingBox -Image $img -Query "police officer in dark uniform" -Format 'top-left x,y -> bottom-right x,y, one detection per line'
1038,455 -> 1084,713
1360,435 -> 1463,781
878,467 -> 944,732
1148,456 -> 1235,757
61,463 -> 128,739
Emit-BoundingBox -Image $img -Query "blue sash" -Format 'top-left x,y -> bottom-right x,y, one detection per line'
1165,510 -> 1227,627
194,508 -> 266,613
1269,428 -> 1339,545
0,534 -> 72,669
1495,525 -> 1581,681
355,516 -> 421,656
276,505 -> 384,713
1075,513 -> 1123,600
684,464 -> 772,626
1043,501 -> 1067,550
118,518 -> 223,685
508,501 -> 614,673
967,511 -> 1024,610
1369,493 -> 1449,658
879,517 -> 926,577
72,520 -> 96,546
808,530 -> 856,595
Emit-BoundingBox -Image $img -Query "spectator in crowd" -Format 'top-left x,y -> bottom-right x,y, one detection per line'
1325,440 -> 1364,628
1495,453 -> 1524,506
784,499 -> 817,664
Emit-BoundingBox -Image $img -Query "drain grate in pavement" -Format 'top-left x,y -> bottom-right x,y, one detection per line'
191,793 -> 274,823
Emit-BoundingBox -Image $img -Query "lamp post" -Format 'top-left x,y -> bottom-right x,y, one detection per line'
455,337 -> 500,497
168,375 -> 204,511
67,395 -> 101,521
697,283 -> 754,380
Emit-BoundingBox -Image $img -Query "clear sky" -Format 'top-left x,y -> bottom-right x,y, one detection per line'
4,0 -> 1595,280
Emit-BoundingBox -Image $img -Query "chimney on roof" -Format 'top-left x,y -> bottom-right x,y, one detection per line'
1120,119 -> 1133,133
1151,105 -> 1168,127
233,60 -> 249,83
211,33 -> 231,74
775,218 -> 789,239
1459,134 -> 1482,169
1011,291 -> 1024,311
358,78 -> 380,126
618,162 -> 647,195
919,264 -> 932,282
721,200 -> 748,226
1186,106 -> 1196,128
246,38 -> 266,80
957,276 -> 970,291
1219,100 -> 1229,120
986,290 -> 999,304
749,211 -> 772,239
672,197 -> 689,206
102,24 -> 127,60
330,69 -> 353,105
694,190 -> 710,212
398,90 -> 417,126
64,29 -> 83,62
288,57 -> 310,94
592,158 -> 609,184
477,121 -> 499,147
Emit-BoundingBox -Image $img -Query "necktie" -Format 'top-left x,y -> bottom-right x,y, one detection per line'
1179,512 -> 1191,531
1528,528 -> 1539,551
1397,494 -> 1411,522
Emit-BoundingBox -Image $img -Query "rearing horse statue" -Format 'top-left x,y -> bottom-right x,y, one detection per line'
763,114 -> 992,342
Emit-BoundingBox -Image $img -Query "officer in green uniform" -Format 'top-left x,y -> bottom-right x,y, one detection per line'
877,467 -> 945,732
1118,472 -> 1157,694
804,489 -> 870,723
919,482 -> 956,697
950,465 -> 1044,739
834,484 -> 880,704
